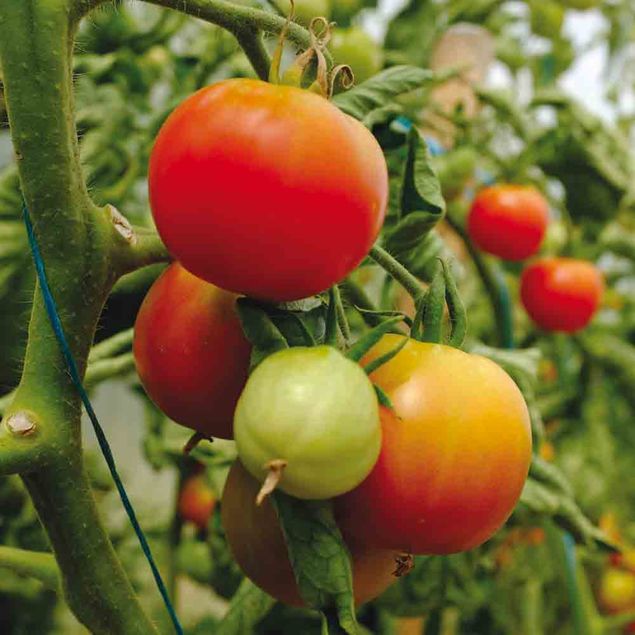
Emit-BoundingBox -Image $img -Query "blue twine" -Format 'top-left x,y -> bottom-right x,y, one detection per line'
22,203 -> 183,635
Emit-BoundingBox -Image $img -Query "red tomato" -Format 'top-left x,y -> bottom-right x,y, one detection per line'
467,185 -> 549,260
336,336 -> 532,555
221,461 -> 397,606
179,475 -> 215,530
133,262 -> 251,439
149,79 -> 388,302
520,257 -> 604,332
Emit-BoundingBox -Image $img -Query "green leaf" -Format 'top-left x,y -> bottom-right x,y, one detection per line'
519,476 -> 616,552
235,298 -> 289,370
272,493 -> 357,634
333,66 -> 437,125
215,578 -> 276,635
383,129 -> 445,276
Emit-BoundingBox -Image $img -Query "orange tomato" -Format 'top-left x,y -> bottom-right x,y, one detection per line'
336,336 -> 532,554
179,475 -> 215,530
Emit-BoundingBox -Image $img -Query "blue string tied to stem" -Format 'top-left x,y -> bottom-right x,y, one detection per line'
22,202 -> 183,635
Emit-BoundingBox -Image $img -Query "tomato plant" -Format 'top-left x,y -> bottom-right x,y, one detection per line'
336,335 -> 532,555
0,0 -> 633,634
149,78 -> 388,302
133,262 -> 251,439
520,257 -> 604,332
467,185 -> 549,261
234,346 -> 381,500
221,461 -> 397,606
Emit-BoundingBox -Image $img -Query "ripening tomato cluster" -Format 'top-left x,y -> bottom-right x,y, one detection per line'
467,184 -> 604,332
134,79 -> 533,606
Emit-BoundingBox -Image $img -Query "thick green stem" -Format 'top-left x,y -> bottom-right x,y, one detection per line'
24,458 -> 156,635
0,1 -> 157,632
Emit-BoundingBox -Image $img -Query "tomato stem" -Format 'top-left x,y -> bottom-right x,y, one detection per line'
368,245 -> 424,302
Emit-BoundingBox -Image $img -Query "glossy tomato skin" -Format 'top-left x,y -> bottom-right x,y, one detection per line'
221,461 -> 397,607
467,185 -> 549,260
133,262 -> 251,439
179,475 -> 216,530
336,336 -> 532,555
520,257 -> 604,332
234,346 -> 381,499
149,79 -> 388,302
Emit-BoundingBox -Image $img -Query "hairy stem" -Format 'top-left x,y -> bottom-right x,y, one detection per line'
0,1 -> 157,631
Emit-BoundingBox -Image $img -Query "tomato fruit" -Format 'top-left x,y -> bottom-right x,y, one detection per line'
133,262 -> 251,439
529,0 -> 564,39
520,257 -> 604,332
336,336 -> 532,555
558,0 -> 600,9
467,185 -> 549,260
234,346 -> 381,500
221,461 -> 397,606
600,568 -> 635,614
178,475 -> 216,530
274,0 -> 331,25
149,79 -> 388,302
330,28 -> 383,84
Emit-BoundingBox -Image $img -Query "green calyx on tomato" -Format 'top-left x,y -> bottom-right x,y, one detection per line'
336,335 -> 532,555
148,78 -> 387,302
234,346 -> 381,501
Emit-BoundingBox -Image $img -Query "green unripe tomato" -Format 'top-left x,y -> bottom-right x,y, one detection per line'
330,28 -> 383,84
557,0 -> 600,9
331,0 -> 364,25
234,346 -> 381,500
529,0 -> 564,39
275,0 -> 331,26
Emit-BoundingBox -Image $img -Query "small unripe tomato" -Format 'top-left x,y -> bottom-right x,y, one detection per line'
330,28 -> 383,84
221,461 -> 397,606
234,346 -> 381,500
600,568 -> 635,614
179,475 -> 216,530
133,262 -> 251,439
558,0 -> 600,9
149,79 -> 388,302
520,257 -> 604,333
529,0 -> 564,39
275,0 -> 331,25
336,336 -> 532,555
467,185 -> 549,260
